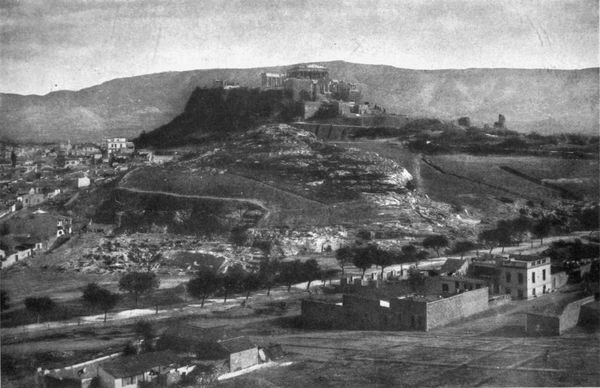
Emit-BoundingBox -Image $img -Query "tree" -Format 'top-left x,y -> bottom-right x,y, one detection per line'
82,283 -> 120,323
1,290 -> 9,311
187,268 -> 220,308
335,246 -> 354,275
24,296 -> 55,323
495,220 -> 514,253
258,258 -> 279,296
134,320 -> 155,352
532,217 -> 552,245
415,250 -> 429,267
479,229 -> 500,254
302,259 -> 321,291
401,245 -> 417,262
452,241 -> 477,259
278,260 -> 303,292
352,246 -> 376,278
241,272 -> 261,303
118,272 -> 160,307
220,264 -> 246,303
373,249 -> 396,277
422,235 -> 449,257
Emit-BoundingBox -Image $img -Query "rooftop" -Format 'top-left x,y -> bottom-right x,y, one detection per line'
100,351 -> 181,378
218,337 -> 256,354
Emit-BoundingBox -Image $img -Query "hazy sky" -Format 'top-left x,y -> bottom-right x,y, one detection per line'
1,0 -> 598,95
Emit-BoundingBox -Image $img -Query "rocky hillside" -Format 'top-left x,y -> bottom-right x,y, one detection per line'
2,62 -> 598,142
115,124 -> 474,237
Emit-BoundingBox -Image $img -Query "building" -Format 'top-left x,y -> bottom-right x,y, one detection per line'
301,287 -> 489,332
105,138 -> 134,155
260,72 -> 285,89
77,176 -> 91,188
286,64 -> 329,80
17,188 -> 45,208
500,255 -> 552,299
157,325 -> 258,373
437,275 -> 488,294
57,217 -> 72,237
97,351 -> 194,388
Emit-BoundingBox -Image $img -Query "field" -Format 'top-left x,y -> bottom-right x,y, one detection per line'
220,289 -> 600,387
336,140 -> 599,222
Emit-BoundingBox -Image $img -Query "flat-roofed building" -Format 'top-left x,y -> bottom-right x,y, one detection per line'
500,255 -> 552,299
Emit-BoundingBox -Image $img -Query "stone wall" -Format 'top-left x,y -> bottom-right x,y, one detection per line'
301,299 -> 344,329
526,296 -> 595,336
559,296 -> 595,334
425,287 -> 489,331
229,348 -> 258,372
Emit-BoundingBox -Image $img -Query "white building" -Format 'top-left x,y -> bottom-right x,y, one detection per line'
499,255 -> 552,299
106,138 -> 134,154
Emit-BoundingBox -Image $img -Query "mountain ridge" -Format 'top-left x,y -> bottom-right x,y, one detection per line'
1,61 -> 598,142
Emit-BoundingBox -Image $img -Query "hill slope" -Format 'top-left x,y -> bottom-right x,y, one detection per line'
1,61 -> 598,142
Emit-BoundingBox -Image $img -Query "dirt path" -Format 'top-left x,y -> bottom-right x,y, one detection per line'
116,186 -> 272,222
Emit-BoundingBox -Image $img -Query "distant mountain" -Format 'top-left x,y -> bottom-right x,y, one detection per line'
1,61 -> 598,142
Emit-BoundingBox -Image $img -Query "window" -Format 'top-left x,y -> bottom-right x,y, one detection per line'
542,269 -> 546,281
476,284 -> 481,289
506,272 -> 511,283
442,284 -> 449,292
506,288 -> 511,295
532,272 -> 536,283
455,281 -> 459,289
518,273 -> 523,284
518,289 -> 523,298
532,288 -> 536,296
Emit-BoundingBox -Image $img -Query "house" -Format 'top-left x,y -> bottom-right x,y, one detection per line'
218,337 -> 259,372
500,255 -> 552,299
17,188 -> 45,208
105,138 -> 134,155
302,287 -> 489,332
97,351 -> 194,388
157,325 -> 258,373
37,353 -> 121,388
57,217 -> 72,237
77,176 -> 91,188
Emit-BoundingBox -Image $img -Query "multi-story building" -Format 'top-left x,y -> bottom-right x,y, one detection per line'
499,255 -> 552,299
105,138 -> 134,154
